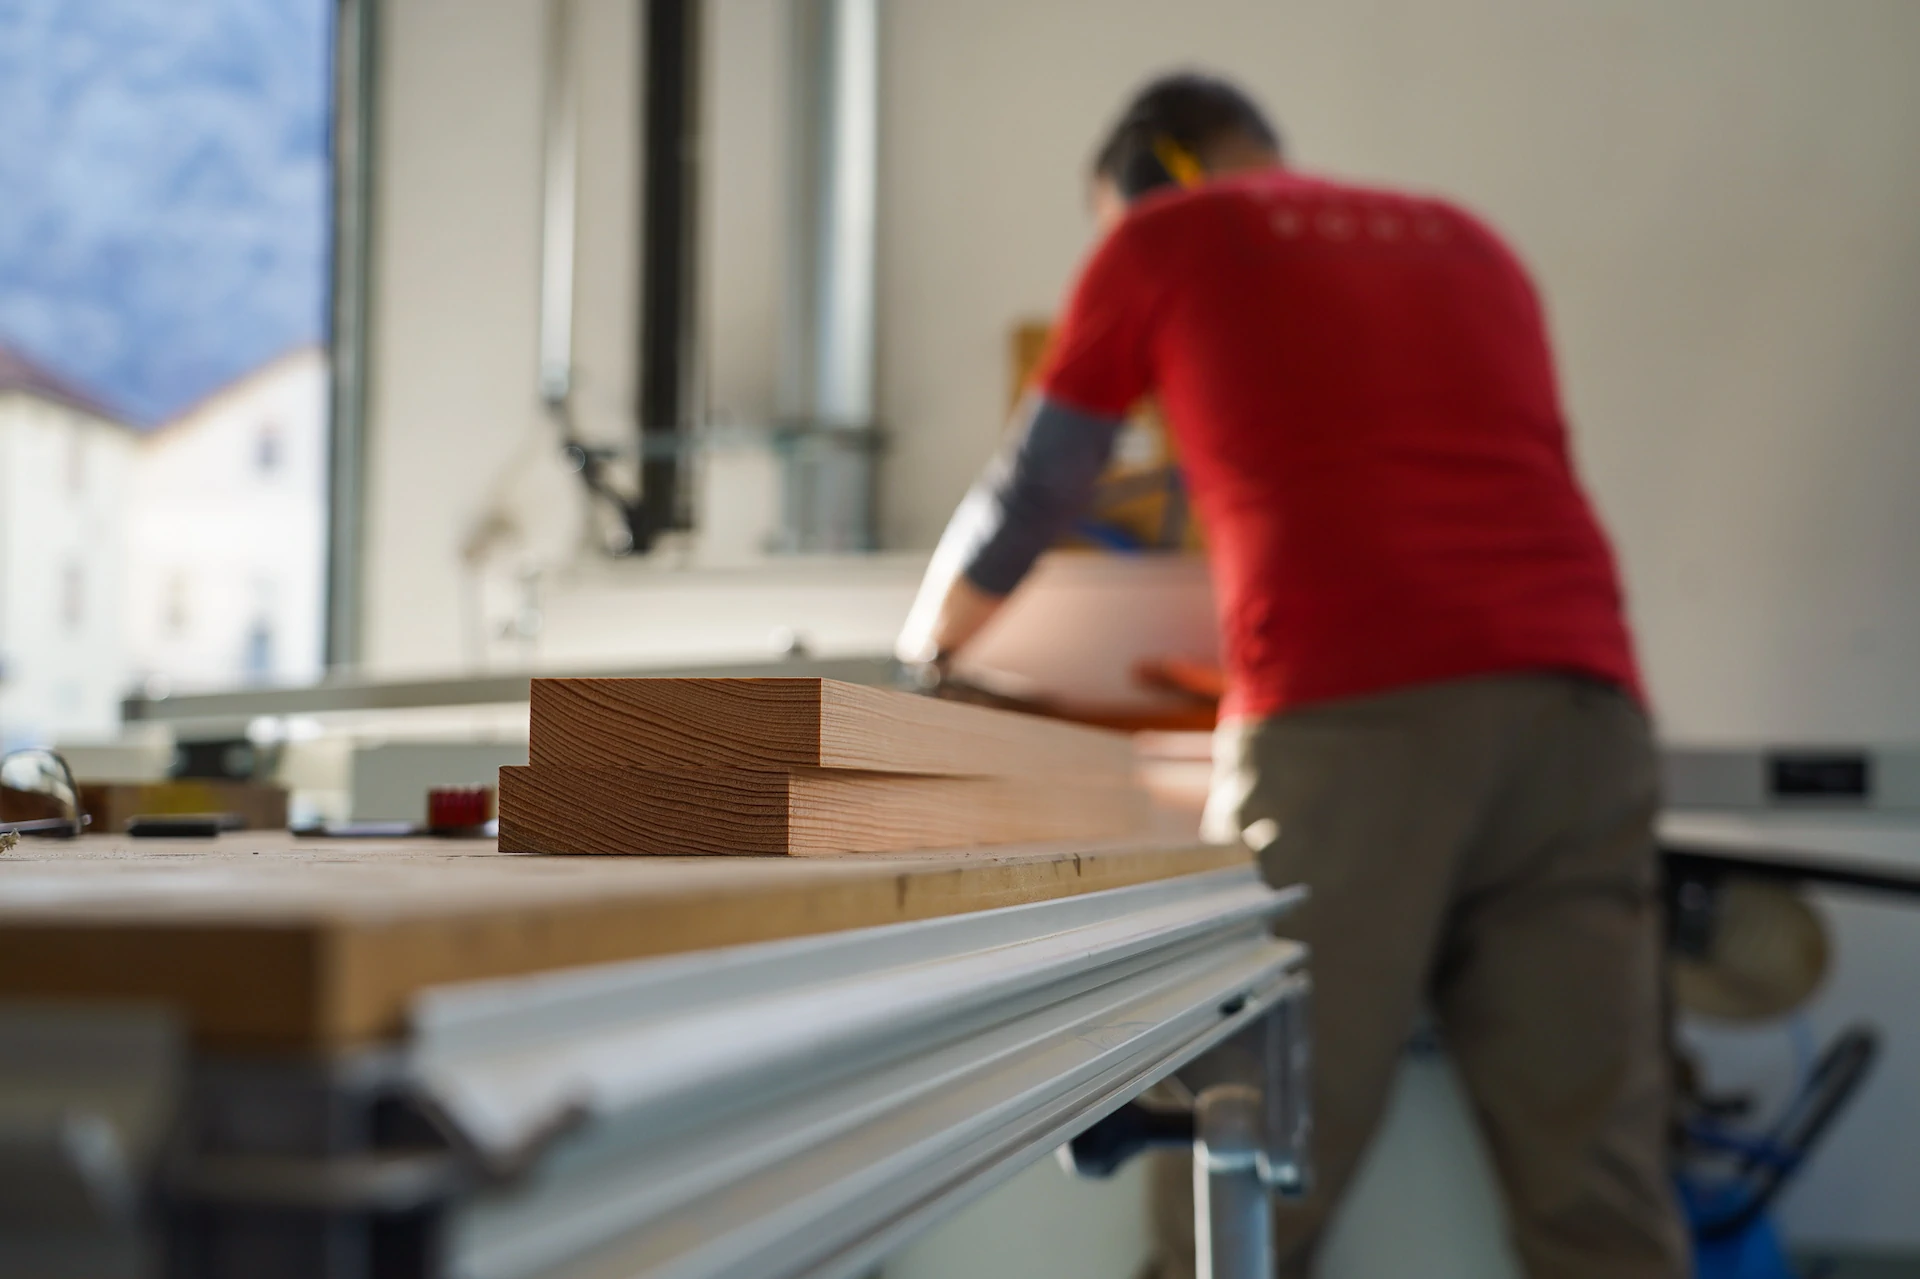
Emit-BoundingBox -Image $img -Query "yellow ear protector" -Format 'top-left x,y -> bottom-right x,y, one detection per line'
1151,134 -> 1206,189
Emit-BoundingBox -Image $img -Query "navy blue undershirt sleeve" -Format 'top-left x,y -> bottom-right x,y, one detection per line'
941,395 -> 1124,597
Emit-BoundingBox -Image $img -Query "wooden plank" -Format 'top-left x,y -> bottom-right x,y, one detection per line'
527,677 -> 1135,778
77,780 -> 289,834
497,766 -> 1150,856
0,832 -> 1246,1051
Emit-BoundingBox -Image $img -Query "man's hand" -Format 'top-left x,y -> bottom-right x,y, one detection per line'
895,573 -> 1005,668
898,395 -> 1121,676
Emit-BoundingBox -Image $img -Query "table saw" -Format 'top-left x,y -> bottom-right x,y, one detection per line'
0,831 -> 1307,1279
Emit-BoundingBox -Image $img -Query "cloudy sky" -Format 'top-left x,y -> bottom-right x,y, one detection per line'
0,0 -> 331,426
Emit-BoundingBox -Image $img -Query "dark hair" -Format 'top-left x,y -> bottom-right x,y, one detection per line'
1092,72 -> 1282,200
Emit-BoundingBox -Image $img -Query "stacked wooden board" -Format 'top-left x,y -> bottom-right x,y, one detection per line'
499,677 -> 1151,856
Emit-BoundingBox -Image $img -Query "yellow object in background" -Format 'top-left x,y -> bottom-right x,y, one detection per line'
1008,320 -> 1205,554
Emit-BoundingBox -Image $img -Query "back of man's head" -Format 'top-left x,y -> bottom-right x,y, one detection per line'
1092,72 -> 1284,202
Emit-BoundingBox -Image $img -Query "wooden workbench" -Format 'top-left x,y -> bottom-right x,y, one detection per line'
0,832 -> 1244,1052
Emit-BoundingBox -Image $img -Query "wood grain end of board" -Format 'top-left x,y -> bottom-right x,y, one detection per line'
498,765 -> 1153,857
499,764 -> 792,856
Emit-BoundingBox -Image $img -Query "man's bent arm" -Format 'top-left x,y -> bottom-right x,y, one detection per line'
897,395 -> 1122,666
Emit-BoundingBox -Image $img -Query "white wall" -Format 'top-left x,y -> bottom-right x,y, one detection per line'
366,0 -> 1920,745
364,0 -> 635,674
703,0 -> 784,430
863,0 -> 1920,745
0,396 -> 134,745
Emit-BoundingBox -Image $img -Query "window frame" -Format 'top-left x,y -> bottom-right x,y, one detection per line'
323,0 -> 377,671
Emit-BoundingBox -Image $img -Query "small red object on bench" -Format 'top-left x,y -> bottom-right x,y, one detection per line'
427,785 -> 495,834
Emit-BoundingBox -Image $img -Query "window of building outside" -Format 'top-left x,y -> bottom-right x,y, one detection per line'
256,422 -> 284,476
0,1 -> 335,748
244,617 -> 277,685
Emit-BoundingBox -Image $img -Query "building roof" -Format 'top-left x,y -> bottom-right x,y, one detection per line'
0,343 -> 129,426
152,343 -> 327,437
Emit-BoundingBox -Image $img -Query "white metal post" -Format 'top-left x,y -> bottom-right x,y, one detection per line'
1194,1083 -> 1273,1279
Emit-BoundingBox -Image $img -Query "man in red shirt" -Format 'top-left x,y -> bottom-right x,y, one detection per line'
898,74 -> 1687,1278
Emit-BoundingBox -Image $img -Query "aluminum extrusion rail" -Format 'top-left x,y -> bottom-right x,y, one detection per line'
421,865 -> 1306,1279
2,864 -> 1306,1279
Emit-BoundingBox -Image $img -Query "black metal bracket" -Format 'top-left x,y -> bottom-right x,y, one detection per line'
1061,1102 -> 1195,1179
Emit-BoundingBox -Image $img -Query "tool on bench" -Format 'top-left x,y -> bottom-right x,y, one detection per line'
126,813 -> 242,838
293,819 -> 426,839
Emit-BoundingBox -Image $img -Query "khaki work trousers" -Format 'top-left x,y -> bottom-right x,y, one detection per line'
1151,674 -> 1690,1279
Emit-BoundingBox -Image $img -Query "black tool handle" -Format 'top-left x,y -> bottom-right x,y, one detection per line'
1062,1102 -> 1196,1178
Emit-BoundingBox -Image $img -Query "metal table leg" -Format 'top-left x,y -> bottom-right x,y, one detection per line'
1194,987 -> 1312,1279
1262,981 -> 1313,1199
1062,975 -> 1312,1279
1195,1084 -> 1271,1279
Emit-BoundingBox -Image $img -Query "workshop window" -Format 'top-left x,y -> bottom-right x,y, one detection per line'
0,1 -> 336,733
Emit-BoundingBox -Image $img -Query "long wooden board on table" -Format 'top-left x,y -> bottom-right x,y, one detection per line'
498,765 -> 1151,856
528,677 -> 1136,778
0,832 -> 1242,1052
